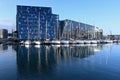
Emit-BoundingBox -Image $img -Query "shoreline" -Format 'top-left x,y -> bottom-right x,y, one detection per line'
0,39 -> 120,45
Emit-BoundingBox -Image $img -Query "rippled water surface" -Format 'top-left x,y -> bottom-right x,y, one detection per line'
0,44 -> 120,80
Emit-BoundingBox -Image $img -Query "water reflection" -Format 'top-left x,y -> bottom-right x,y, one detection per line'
0,44 -> 8,51
12,44 -> 103,79
0,44 -> 120,80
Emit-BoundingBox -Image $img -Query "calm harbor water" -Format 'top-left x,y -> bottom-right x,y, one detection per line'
0,44 -> 120,80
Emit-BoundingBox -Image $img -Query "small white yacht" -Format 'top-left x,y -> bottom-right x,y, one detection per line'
84,40 -> 91,44
24,17 -> 31,45
104,40 -> 113,43
97,40 -> 102,44
43,39 -> 50,44
69,40 -> 76,44
34,41 -> 41,45
75,40 -> 85,44
34,13 -> 41,45
91,40 -> 98,44
60,40 -> 69,44
51,40 -> 60,44
24,40 -> 31,45
107,40 -> 113,43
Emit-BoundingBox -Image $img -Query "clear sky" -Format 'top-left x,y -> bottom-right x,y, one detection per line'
0,0 -> 120,34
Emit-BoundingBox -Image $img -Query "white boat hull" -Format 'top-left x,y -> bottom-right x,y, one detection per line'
84,40 -> 91,44
75,40 -> 85,44
34,41 -> 41,45
51,40 -> 60,44
24,41 -> 31,45
60,40 -> 69,44
91,40 -> 98,44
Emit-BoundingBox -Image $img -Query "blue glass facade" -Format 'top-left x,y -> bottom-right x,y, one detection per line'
59,19 -> 103,40
17,5 -> 59,40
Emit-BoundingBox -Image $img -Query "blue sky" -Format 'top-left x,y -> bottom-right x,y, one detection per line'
0,0 -> 120,34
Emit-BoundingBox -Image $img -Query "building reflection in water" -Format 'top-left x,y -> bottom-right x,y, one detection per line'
13,44 -> 103,79
0,44 -> 8,51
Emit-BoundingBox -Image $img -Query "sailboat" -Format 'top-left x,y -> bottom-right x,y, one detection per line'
105,31 -> 113,43
34,12 -> 41,45
60,31 -> 69,44
51,17 -> 60,44
60,20 -> 69,44
44,20 -> 50,44
91,40 -> 98,44
52,40 -> 60,44
74,23 -> 83,44
75,22 -> 85,44
105,39 -> 113,43
24,17 -> 31,45
69,21 -> 75,44
91,27 -> 99,44
76,40 -> 85,44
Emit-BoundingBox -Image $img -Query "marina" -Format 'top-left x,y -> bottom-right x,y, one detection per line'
0,44 -> 120,80
0,1 -> 120,80
1,39 -> 120,45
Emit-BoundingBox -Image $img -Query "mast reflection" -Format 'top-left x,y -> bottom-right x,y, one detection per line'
14,44 -> 103,77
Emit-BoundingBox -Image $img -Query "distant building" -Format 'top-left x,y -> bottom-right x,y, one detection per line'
107,35 -> 120,40
94,27 -> 103,40
17,5 -> 59,40
59,19 -> 103,40
12,29 -> 18,39
0,29 -> 8,39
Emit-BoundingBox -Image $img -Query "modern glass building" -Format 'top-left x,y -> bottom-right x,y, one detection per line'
17,5 -> 59,41
59,19 -> 103,40
0,29 -> 8,39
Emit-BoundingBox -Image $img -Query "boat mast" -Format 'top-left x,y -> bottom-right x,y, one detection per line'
78,22 -> 80,40
38,12 -> 40,41
71,21 -> 73,40
94,26 -> 96,39
65,20 -> 67,40
85,22 -> 86,40
56,16 -> 58,40
70,21 -> 72,40
109,30 -> 112,40
46,20 -> 48,40
55,18 -> 56,40
87,25 -> 89,40
27,17 -> 30,41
